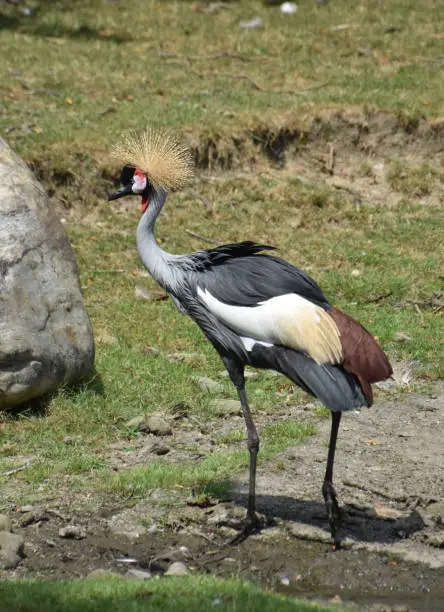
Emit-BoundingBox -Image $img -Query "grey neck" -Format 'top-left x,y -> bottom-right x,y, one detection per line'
136,188 -> 181,292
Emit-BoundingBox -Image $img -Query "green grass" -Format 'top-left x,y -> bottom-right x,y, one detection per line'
106,420 -> 315,497
1,0 -> 444,183
0,0 -> 443,529
0,575 -> 336,612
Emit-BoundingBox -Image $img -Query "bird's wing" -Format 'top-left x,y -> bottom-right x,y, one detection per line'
188,244 -> 343,365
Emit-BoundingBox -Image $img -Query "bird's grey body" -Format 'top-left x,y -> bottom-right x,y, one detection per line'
136,189 -> 366,414
109,136 -> 392,546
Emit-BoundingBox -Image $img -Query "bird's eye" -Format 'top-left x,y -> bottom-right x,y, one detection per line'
120,165 -> 135,185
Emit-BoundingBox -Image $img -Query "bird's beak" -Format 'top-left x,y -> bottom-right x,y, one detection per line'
108,183 -> 133,201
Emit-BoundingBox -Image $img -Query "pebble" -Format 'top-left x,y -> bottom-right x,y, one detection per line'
147,441 -> 170,456
164,561 -> 190,576
0,531 -> 25,569
192,376 -> 222,392
140,416 -> 172,436
124,415 -> 146,429
126,568 -> 152,580
288,522 -> 332,544
18,506 -> 47,526
209,399 -> 242,417
59,525 -> 87,539
0,514 -> 12,532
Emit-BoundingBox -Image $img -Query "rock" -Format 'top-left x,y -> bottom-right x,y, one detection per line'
140,416 -> 172,436
0,531 -> 24,554
0,530 -> 25,568
192,376 -> 222,392
0,548 -> 21,569
18,506 -> 47,526
288,522 -> 332,544
209,399 -> 241,416
58,525 -> 87,539
125,415 -> 146,429
164,561 -> 190,576
126,568 -> 152,580
0,514 -> 12,532
0,138 -> 94,409
148,441 -> 170,456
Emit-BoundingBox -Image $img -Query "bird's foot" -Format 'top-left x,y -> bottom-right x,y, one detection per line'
322,480 -> 342,548
229,512 -> 262,545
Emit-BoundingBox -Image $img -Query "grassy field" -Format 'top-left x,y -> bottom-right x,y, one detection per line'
0,0 -> 443,607
0,574 -> 334,612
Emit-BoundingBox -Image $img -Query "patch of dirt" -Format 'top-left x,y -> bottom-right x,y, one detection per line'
2,380 -> 444,611
32,110 -> 444,218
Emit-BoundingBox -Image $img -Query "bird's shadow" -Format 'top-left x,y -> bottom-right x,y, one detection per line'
233,492 -> 425,545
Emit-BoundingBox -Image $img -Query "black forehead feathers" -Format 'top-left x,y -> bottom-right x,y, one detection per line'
120,165 -> 135,185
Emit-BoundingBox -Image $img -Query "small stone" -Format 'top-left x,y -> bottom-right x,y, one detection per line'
351,268 -> 361,277
329,595 -> 342,605
140,416 -> 172,436
288,522 -> 331,544
125,415 -> 146,429
18,506 -> 47,526
0,514 -> 12,532
126,568 -> 152,580
164,561 -> 190,576
148,441 -> 170,456
0,531 -> 25,556
209,399 -> 242,417
393,331 -> 412,342
192,376 -> 222,392
0,549 -> 21,569
0,530 -> 24,568
58,525 -> 87,539
280,575 -> 290,586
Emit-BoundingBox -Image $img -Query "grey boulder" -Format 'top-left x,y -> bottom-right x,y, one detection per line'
0,138 -> 94,409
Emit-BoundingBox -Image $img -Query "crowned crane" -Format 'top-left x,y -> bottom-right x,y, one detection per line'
108,129 -> 393,547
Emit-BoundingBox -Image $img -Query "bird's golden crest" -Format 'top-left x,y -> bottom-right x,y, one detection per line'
112,128 -> 194,191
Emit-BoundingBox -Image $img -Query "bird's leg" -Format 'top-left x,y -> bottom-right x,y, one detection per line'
223,358 -> 261,539
322,411 -> 342,548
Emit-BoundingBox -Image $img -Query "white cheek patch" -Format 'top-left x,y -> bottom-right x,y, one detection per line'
132,174 -> 147,194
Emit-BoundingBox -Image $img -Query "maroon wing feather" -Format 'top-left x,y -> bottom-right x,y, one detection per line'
329,308 -> 393,406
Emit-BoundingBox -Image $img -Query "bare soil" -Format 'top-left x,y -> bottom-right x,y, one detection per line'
3,379 -> 444,611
